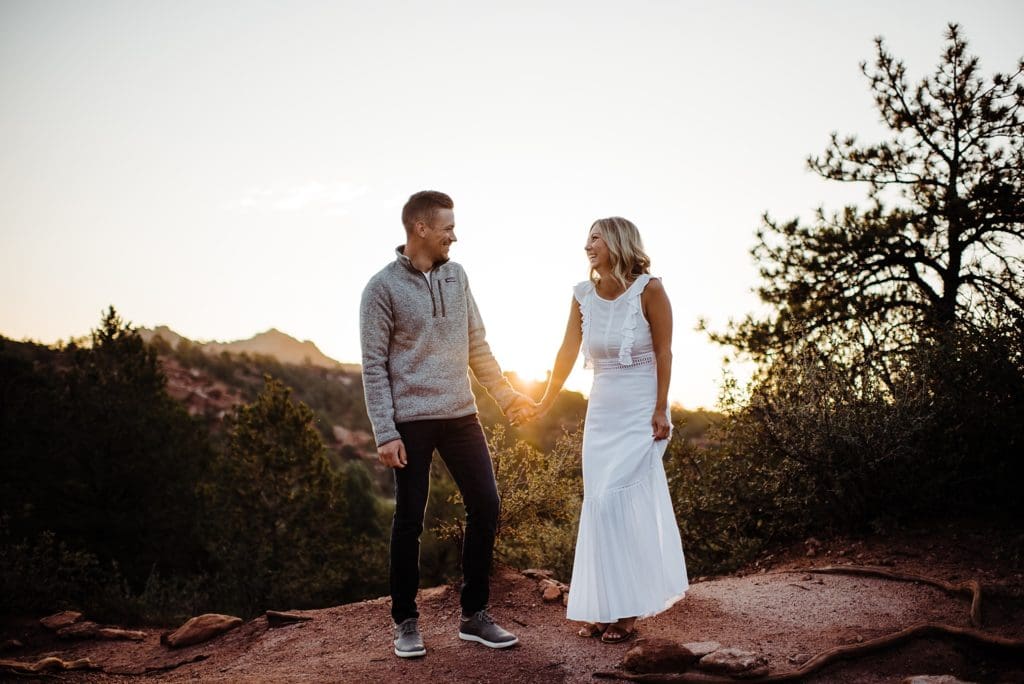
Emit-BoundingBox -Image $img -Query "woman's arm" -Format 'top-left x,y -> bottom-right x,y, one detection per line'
538,297 -> 584,413
643,278 -> 673,439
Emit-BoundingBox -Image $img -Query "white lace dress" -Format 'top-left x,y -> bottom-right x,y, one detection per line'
566,275 -> 689,624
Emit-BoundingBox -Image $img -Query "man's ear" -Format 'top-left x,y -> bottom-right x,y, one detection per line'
412,220 -> 428,238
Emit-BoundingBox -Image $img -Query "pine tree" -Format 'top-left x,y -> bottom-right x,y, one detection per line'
200,377 -> 384,616
713,25 -> 1024,379
54,307 -> 211,588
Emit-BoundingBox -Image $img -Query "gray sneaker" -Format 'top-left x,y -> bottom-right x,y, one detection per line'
393,618 -> 426,658
458,610 -> 519,649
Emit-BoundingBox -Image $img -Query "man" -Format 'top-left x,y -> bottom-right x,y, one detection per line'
360,190 -> 535,658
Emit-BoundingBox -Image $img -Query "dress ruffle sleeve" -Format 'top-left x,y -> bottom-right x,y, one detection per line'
618,274 -> 652,366
574,280 -> 595,370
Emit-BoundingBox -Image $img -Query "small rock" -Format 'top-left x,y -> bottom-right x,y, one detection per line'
698,647 -> 769,678
419,585 -> 448,600
56,621 -> 100,640
97,627 -> 146,641
682,641 -> 722,658
801,574 -> 813,581
622,638 -> 698,673
265,611 -> 313,628
539,578 -> 568,601
0,639 -> 24,652
541,585 -> 562,602
788,653 -> 812,665
522,568 -> 554,580
901,676 -> 979,684
0,656 -> 96,673
835,630 -> 864,645
562,592 -> 568,607
40,611 -> 82,631
57,622 -> 145,641
161,614 -> 243,648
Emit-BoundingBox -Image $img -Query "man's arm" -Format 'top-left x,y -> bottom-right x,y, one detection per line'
359,279 -> 402,447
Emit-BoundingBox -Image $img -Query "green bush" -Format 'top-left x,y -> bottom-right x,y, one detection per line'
435,425 -> 583,581
667,323 -> 1024,576
0,529 -> 116,616
910,326 -> 1024,512
0,527 -> 216,625
199,376 -> 386,617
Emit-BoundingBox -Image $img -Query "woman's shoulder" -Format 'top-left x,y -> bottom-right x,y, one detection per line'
629,273 -> 659,295
573,279 -> 595,301
638,274 -> 662,291
637,275 -> 669,306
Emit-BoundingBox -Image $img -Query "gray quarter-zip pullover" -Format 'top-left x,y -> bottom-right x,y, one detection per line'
359,246 -> 518,446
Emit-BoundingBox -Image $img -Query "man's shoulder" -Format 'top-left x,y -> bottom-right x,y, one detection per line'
364,261 -> 401,290
361,264 -> 402,307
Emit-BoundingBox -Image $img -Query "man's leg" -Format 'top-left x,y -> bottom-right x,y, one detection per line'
437,415 -> 517,648
390,420 -> 437,625
436,414 -> 500,616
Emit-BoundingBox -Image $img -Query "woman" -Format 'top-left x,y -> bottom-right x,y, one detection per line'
535,217 -> 688,643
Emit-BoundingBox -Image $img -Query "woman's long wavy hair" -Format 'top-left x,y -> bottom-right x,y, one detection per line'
589,217 -> 651,290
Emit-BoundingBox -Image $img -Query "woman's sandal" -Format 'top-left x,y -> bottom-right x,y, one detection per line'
600,624 -> 636,644
577,622 -> 607,638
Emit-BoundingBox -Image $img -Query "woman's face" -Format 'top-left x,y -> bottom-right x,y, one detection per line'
585,227 -> 611,271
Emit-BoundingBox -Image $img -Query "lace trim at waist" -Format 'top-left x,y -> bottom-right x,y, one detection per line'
591,350 -> 655,370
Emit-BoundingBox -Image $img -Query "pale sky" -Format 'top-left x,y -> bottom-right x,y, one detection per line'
1,1 -> 1021,409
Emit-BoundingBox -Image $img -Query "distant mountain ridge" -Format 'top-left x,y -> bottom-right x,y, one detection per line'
139,325 -> 358,371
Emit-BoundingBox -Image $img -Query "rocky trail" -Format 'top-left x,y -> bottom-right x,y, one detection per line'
3,521 -> 1022,683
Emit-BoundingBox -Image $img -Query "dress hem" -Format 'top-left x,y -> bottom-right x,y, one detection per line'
566,588 -> 688,624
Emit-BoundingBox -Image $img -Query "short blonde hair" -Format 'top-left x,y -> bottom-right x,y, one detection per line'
402,190 -> 453,232
589,217 -> 651,290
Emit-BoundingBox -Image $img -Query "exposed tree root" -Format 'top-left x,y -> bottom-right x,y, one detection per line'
593,621 -> 1024,682
779,565 -> 984,627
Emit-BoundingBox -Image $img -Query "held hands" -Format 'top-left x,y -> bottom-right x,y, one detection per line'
651,410 -> 671,441
506,394 -> 541,427
377,438 -> 407,469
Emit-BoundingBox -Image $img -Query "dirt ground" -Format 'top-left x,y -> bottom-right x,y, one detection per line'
3,519 -> 1022,683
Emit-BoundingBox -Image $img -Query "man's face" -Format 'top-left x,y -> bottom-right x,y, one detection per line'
421,208 -> 457,262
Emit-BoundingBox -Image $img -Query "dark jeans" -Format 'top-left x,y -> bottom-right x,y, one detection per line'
390,414 -> 499,624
